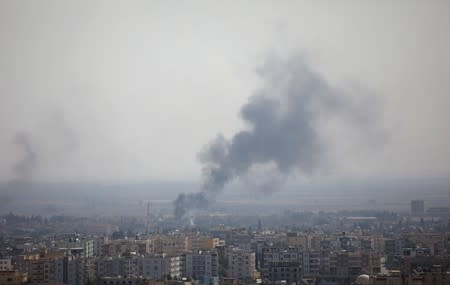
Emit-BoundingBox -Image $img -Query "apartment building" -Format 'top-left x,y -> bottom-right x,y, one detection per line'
184,250 -> 218,283
227,248 -> 256,281
262,247 -> 303,284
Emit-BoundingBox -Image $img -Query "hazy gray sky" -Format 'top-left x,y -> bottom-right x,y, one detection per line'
0,1 -> 449,183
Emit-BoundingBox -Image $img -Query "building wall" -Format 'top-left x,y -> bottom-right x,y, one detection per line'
140,255 -> 170,280
148,236 -> 189,255
262,247 -> 303,284
0,259 -> 12,271
184,250 -> 218,281
187,237 -> 219,251
227,248 -> 256,280
0,271 -> 27,285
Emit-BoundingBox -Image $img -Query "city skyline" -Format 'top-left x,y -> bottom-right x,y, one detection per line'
1,3 -> 449,285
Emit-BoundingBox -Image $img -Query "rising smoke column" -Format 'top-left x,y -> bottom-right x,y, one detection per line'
0,132 -> 37,206
12,132 -> 37,181
0,116 -> 76,208
173,56 -> 378,219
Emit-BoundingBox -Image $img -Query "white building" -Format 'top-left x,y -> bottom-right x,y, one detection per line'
0,259 -> 12,271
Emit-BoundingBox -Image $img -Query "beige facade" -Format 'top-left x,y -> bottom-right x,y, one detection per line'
147,235 -> 189,255
0,259 -> 12,271
187,237 -> 219,251
0,271 -> 27,285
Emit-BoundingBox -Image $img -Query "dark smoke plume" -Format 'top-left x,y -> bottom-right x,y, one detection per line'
0,114 -> 76,208
0,132 -> 38,206
12,132 -> 37,181
173,56 -> 379,219
173,192 -> 209,220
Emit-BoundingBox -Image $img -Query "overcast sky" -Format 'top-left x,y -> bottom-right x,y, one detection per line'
0,1 -> 449,184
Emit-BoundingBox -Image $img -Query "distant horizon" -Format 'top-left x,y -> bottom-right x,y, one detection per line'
1,175 -> 449,217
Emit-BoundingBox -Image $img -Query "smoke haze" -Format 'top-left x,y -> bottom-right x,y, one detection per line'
12,133 -> 37,182
0,1 -> 449,213
0,133 -> 37,206
173,57 -> 382,219
0,116 -> 76,207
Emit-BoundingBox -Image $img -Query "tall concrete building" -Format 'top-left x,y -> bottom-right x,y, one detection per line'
56,239 -> 95,258
262,247 -> 303,284
184,250 -> 218,283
